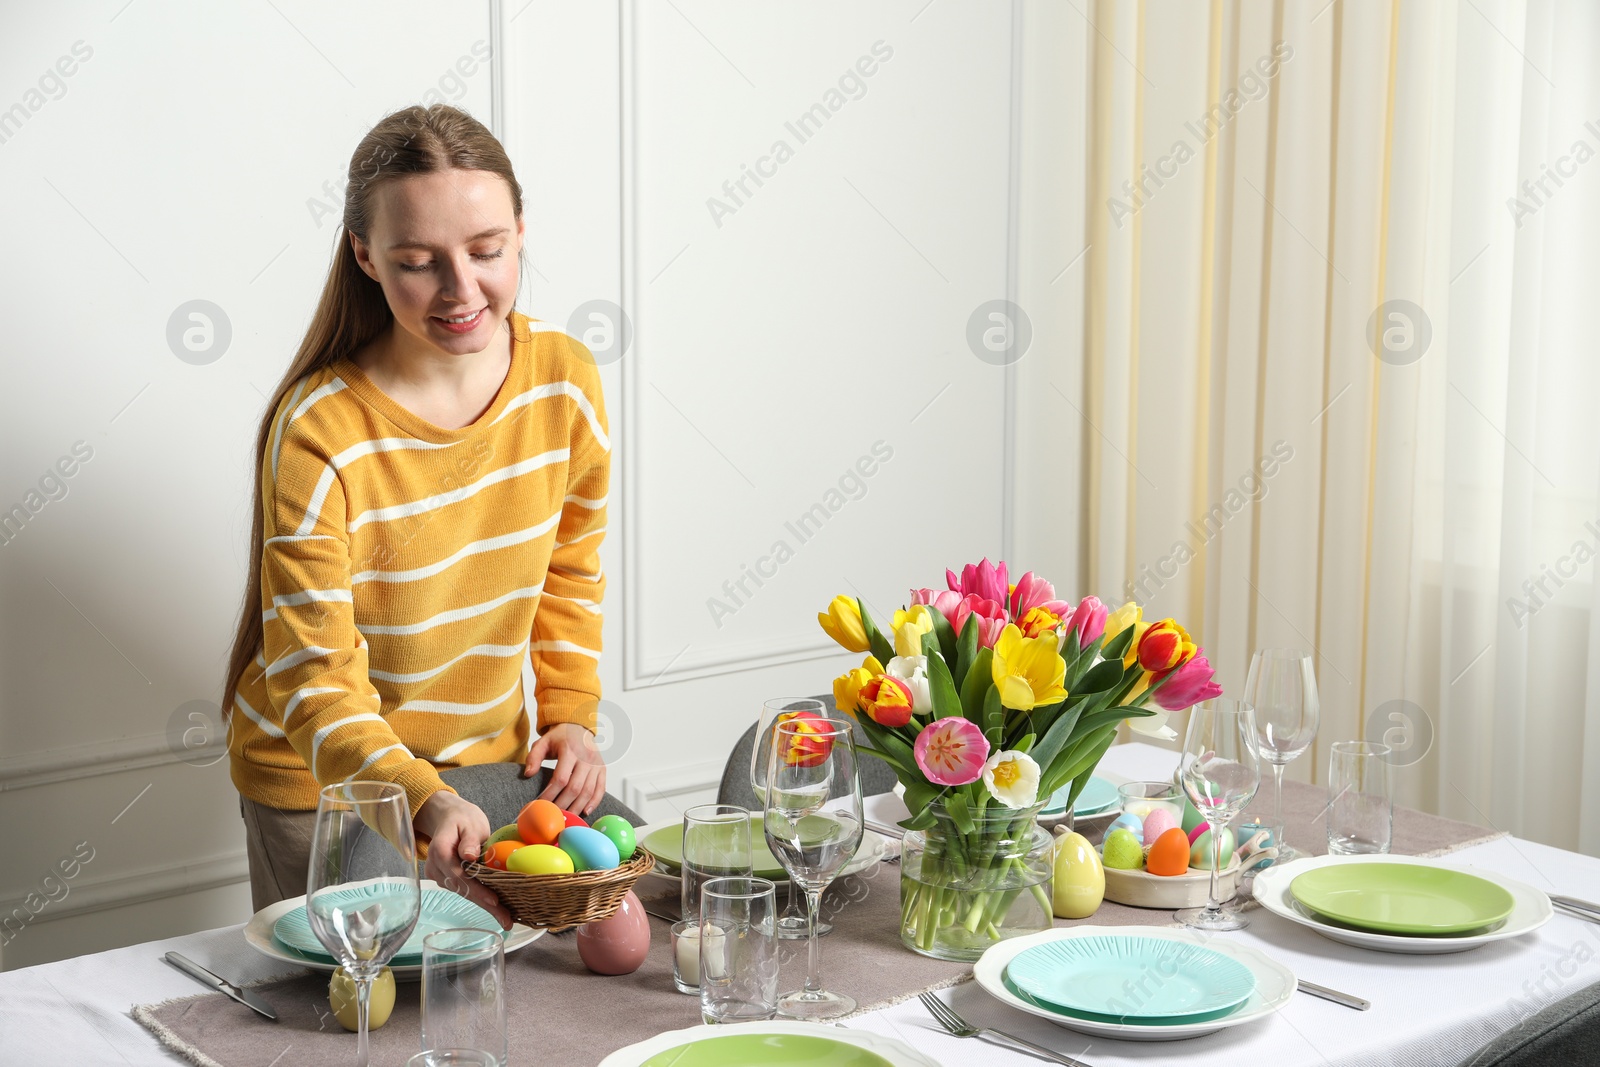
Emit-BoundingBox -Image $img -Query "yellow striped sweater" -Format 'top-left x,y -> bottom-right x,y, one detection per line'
227,311 -> 608,819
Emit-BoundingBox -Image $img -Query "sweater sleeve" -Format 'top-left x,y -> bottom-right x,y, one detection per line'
259,427 -> 457,822
530,351 -> 610,732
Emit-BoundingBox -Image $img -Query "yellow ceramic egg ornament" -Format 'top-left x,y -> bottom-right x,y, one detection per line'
1051,830 -> 1105,919
329,966 -> 395,1031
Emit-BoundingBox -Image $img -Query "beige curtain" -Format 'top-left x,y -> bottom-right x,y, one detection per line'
1076,0 -> 1600,856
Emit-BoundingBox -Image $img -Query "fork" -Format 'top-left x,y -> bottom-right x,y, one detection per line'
919,992 -> 1092,1066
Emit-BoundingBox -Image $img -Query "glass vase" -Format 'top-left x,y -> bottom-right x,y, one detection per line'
899,801 -> 1054,961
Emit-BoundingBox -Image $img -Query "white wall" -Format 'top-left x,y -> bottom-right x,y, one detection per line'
0,0 -> 1084,970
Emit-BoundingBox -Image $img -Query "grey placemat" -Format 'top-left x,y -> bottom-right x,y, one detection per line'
133,779 -> 1503,1066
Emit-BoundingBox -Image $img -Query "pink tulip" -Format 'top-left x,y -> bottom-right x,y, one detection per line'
913,717 -> 991,787
1009,571 -> 1072,619
945,558 -> 1009,609
952,594 -> 1008,649
1152,648 -> 1223,711
1067,596 -> 1109,650
911,587 -> 964,632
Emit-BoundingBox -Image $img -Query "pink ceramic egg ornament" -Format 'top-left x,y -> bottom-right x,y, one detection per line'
1141,808 -> 1178,847
575,890 -> 651,975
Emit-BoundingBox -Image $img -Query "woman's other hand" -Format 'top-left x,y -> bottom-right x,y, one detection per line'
522,722 -> 606,815
413,790 -> 514,930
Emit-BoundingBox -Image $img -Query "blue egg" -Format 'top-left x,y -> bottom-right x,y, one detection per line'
558,826 -> 620,871
1108,812 -> 1144,838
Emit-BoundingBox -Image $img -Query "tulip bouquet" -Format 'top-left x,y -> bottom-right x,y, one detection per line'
819,559 -> 1221,958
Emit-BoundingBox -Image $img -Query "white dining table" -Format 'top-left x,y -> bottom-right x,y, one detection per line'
2,742 -> 1597,1067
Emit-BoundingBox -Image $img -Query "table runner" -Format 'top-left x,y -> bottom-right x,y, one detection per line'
132,778 -> 1501,1067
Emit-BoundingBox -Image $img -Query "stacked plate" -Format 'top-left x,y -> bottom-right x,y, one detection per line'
242,880 -> 543,979
638,814 -> 891,884
974,927 -> 1296,1041
599,1021 -> 939,1066
1252,854 -> 1553,954
1039,776 -> 1120,820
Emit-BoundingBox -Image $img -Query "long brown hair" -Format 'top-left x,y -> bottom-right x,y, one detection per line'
221,104 -> 526,719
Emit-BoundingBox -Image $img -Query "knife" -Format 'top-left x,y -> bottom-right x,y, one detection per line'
1296,978 -> 1370,1011
1554,901 -> 1600,926
163,951 -> 278,1020
1552,895 -> 1600,918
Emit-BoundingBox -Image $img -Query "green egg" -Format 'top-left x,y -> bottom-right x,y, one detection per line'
1101,828 -> 1145,870
591,814 -> 637,862
1188,827 -> 1236,869
486,823 -> 523,847
1180,796 -> 1206,835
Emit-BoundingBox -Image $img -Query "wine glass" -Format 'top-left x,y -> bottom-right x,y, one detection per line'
763,717 -> 862,1020
307,781 -> 422,1067
1243,648 -> 1319,862
750,698 -> 829,940
1176,699 -> 1261,931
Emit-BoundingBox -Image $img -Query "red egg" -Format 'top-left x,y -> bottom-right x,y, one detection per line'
1146,826 -> 1191,876
562,809 -> 588,829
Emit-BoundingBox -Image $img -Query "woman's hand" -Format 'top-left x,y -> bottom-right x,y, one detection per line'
522,722 -> 607,815
413,790 -> 514,930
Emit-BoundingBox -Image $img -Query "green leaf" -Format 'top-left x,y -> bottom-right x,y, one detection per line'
982,685 -> 1004,741
1026,702 -> 1084,777
1014,732 -> 1036,754
854,713 -> 920,779
944,790 -> 976,836
952,613 -> 980,690
1075,659 -> 1125,695
1047,724 -> 1120,798
1101,624 -> 1136,664
857,597 -> 895,665
928,607 -> 958,668
925,646 -> 964,719
960,647 -> 994,720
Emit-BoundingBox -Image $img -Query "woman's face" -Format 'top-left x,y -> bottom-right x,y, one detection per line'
351,168 -> 524,356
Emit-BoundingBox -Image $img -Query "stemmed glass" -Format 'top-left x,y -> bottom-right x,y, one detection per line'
308,781 -> 422,1067
763,717 -> 862,1020
1243,648 -> 1320,862
751,698 -> 829,940
1176,699 -> 1261,931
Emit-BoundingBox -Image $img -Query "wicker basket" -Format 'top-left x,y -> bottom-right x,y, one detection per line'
465,847 -> 657,931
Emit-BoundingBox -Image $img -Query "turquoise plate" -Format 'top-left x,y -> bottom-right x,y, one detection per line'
274,887 -> 502,964
1041,776 -> 1120,817
1003,936 -> 1256,1022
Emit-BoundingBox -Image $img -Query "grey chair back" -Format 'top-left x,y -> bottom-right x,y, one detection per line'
1456,980 -> 1600,1066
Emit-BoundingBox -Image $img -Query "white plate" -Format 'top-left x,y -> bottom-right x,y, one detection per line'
598,1020 -> 941,1067
243,879 -> 543,981
1252,853 -> 1553,954
636,822 -> 897,885
974,926 -> 1296,1041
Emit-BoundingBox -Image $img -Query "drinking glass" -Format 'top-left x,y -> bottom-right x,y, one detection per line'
751,698 -> 829,939
699,876 -> 780,1024
420,928 -> 507,1067
1116,781 -> 1185,823
764,717 -> 862,1020
307,782 -> 422,1067
1242,648 -> 1320,862
1328,741 -> 1393,854
682,804 -> 752,927
1175,700 -> 1261,931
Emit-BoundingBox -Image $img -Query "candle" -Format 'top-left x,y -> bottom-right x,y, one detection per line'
672,922 -> 727,990
674,924 -> 701,987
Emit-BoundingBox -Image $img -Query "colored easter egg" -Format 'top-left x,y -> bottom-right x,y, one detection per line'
1146,827 -> 1191,876
1108,812 -> 1144,838
1101,828 -> 1144,870
1052,831 -> 1105,919
506,843 -> 573,875
562,810 -> 589,829
1180,795 -> 1206,835
559,825 -> 621,872
1189,827 -> 1236,869
575,890 -> 651,975
517,799 -> 567,847
486,823 -> 523,848
1141,808 -> 1178,847
591,814 -> 637,862
484,840 -> 522,871
1187,821 -> 1210,846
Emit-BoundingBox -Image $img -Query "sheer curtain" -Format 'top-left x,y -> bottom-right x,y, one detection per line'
1071,0 -> 1600,856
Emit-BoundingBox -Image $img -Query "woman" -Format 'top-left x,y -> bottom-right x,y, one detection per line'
221,105 -> 609,927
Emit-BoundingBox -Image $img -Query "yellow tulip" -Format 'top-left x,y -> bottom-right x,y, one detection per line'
892,604 -> 936,659
818,595 -> 870,653
833,655 -> 885,717
990,623 -> 1069,711
1104,601 -> 1142,639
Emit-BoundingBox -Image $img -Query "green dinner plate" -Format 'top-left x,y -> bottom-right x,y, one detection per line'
273,887 -> 502,964
644,815 -> 856,881
1003,936 -> 1255,1022
639,1034 -> 894,1066
1289,863 -> 1516,935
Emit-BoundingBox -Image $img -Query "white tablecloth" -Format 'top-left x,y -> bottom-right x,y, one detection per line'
1,743 -> 1597,1067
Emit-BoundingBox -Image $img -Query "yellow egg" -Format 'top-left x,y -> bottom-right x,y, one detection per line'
1051,831 -> 1105,919
1146,826 -> 1191,876
329,966 -> 394,1031
507,843 -> 574,875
